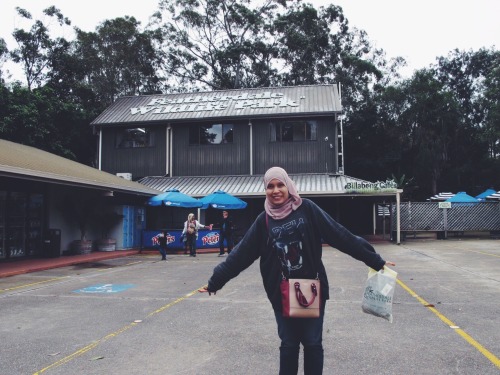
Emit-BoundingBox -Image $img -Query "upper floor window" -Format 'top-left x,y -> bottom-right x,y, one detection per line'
270,121 -> 317,142
116,128 -> 153,148
189,124 -> 233,145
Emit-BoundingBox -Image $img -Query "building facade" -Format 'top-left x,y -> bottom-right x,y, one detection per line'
92,85 -> 401,241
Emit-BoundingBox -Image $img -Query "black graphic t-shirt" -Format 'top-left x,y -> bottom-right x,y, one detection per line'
268,210 -> 313,279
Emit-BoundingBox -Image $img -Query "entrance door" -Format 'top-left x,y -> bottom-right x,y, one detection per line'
122,205 -> 134,248
0,192 -> 44,259
6,192 -> 27,258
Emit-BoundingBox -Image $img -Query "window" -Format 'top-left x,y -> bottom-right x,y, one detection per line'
270,121 -> 317,142
189,124 -> 233,145
116,128 -> 153,148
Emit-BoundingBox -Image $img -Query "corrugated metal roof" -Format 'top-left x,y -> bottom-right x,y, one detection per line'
91,85 -> 341,126
138,174 -> 398,197
0,139 -> 161,196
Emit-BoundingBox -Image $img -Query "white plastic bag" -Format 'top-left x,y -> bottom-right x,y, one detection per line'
361,266 -> 397,323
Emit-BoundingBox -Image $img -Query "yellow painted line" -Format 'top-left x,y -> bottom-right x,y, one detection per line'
33,322 -> 138,374
32,286 -> 203,374
147,288 -> 201,317
397,278 -> 500,369
0,276 -> 69,293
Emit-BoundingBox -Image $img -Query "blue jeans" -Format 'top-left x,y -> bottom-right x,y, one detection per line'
274,302 -> 325,375
158,245 -> 166,259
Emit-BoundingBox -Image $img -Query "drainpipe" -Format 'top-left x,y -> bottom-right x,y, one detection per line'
396,191 -> 401,244
98,127 -> 102,170
249,120 -> 253,175
372,203 -> 376,235
166,124 -> 172,176
337,83 -> 344,175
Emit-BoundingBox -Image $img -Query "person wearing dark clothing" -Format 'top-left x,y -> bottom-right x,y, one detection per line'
217,210 -> 234,256
200,167 -> 395,375
157,231 -> 168,261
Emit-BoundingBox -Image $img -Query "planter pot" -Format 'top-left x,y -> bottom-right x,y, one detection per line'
97,239 -> 116,252
71,240 -> 93,255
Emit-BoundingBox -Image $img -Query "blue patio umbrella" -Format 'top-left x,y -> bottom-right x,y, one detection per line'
147,189 -> 202,208
445,192 -> 479,203
430,192 -> 455,201
475,188 -> 497,201
485,190 -> 500,200
199,190 -> 248,210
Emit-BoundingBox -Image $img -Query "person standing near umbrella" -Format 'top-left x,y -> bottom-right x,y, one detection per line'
216,210 -> 234,256
157,230 -> 168,261
182,213 -> 212,257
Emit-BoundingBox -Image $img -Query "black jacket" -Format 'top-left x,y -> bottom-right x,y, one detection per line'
207,199 -> 386,312
216,217 -> 233,234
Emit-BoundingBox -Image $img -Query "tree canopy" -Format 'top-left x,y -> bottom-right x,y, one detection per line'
0,2 -> 499,199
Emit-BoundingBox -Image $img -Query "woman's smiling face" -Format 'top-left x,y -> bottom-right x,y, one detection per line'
266,178 -> 289,206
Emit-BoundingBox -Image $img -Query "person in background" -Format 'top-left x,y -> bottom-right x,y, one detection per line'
216,210 -> 234,256
157,230 -> 168,261
181,232 -> 188,254
182,213 -> 212,257
200,166 -> 395,374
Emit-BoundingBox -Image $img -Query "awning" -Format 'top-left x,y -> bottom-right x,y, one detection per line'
138,174 -> 401,198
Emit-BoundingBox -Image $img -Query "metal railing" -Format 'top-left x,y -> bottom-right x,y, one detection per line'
391,201 -> 500,232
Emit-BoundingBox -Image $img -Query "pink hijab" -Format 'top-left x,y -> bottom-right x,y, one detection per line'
264,167 -> 303,220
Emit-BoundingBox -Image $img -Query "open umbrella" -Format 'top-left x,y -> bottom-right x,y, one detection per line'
485,190 -> 500,200
147,189 -> 202,208
199,190 -> 247,210
430,192 -> 455,201
445,192 -> 478,203
475,188 -> 497,201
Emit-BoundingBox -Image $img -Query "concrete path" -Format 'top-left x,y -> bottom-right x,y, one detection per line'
0,237 -> 498,374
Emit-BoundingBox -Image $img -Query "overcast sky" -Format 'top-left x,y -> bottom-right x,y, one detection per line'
1,0 -> 499,81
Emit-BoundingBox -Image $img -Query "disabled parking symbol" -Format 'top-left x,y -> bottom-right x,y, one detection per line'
73,284 -> 135,294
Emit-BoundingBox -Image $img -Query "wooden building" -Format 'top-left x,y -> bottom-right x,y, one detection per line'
92,85 -> 401,241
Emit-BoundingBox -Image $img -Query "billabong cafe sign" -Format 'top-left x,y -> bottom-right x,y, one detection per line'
130,91 -> 304,116
344,180 -> 398,194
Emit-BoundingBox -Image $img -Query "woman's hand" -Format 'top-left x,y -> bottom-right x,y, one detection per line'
198,286 -> 216,295
385,261 -> 396,267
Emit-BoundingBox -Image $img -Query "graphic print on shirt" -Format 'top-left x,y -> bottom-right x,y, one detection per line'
270,217 -> 306,275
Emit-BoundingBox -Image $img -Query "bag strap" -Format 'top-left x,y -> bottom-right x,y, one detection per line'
294,281 -> 318,307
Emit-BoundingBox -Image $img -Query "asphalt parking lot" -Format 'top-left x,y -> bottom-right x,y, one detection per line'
1,237 -> 499,375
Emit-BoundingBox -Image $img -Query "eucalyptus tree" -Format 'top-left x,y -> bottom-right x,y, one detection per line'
482,62 -> 500,159
154,0 -> 398,95
0,38 -> 8,83
273,2 -> 405,114
74,16 -> 164,106
343,84 -> 408,186
154,0 -> 285,91
393,70 -> 462,196
435,48 -> 500,189
10,6 -> 71,91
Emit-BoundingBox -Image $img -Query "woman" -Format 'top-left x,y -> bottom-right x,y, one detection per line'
182,213 -> 212,257
200,167 -> 395,374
